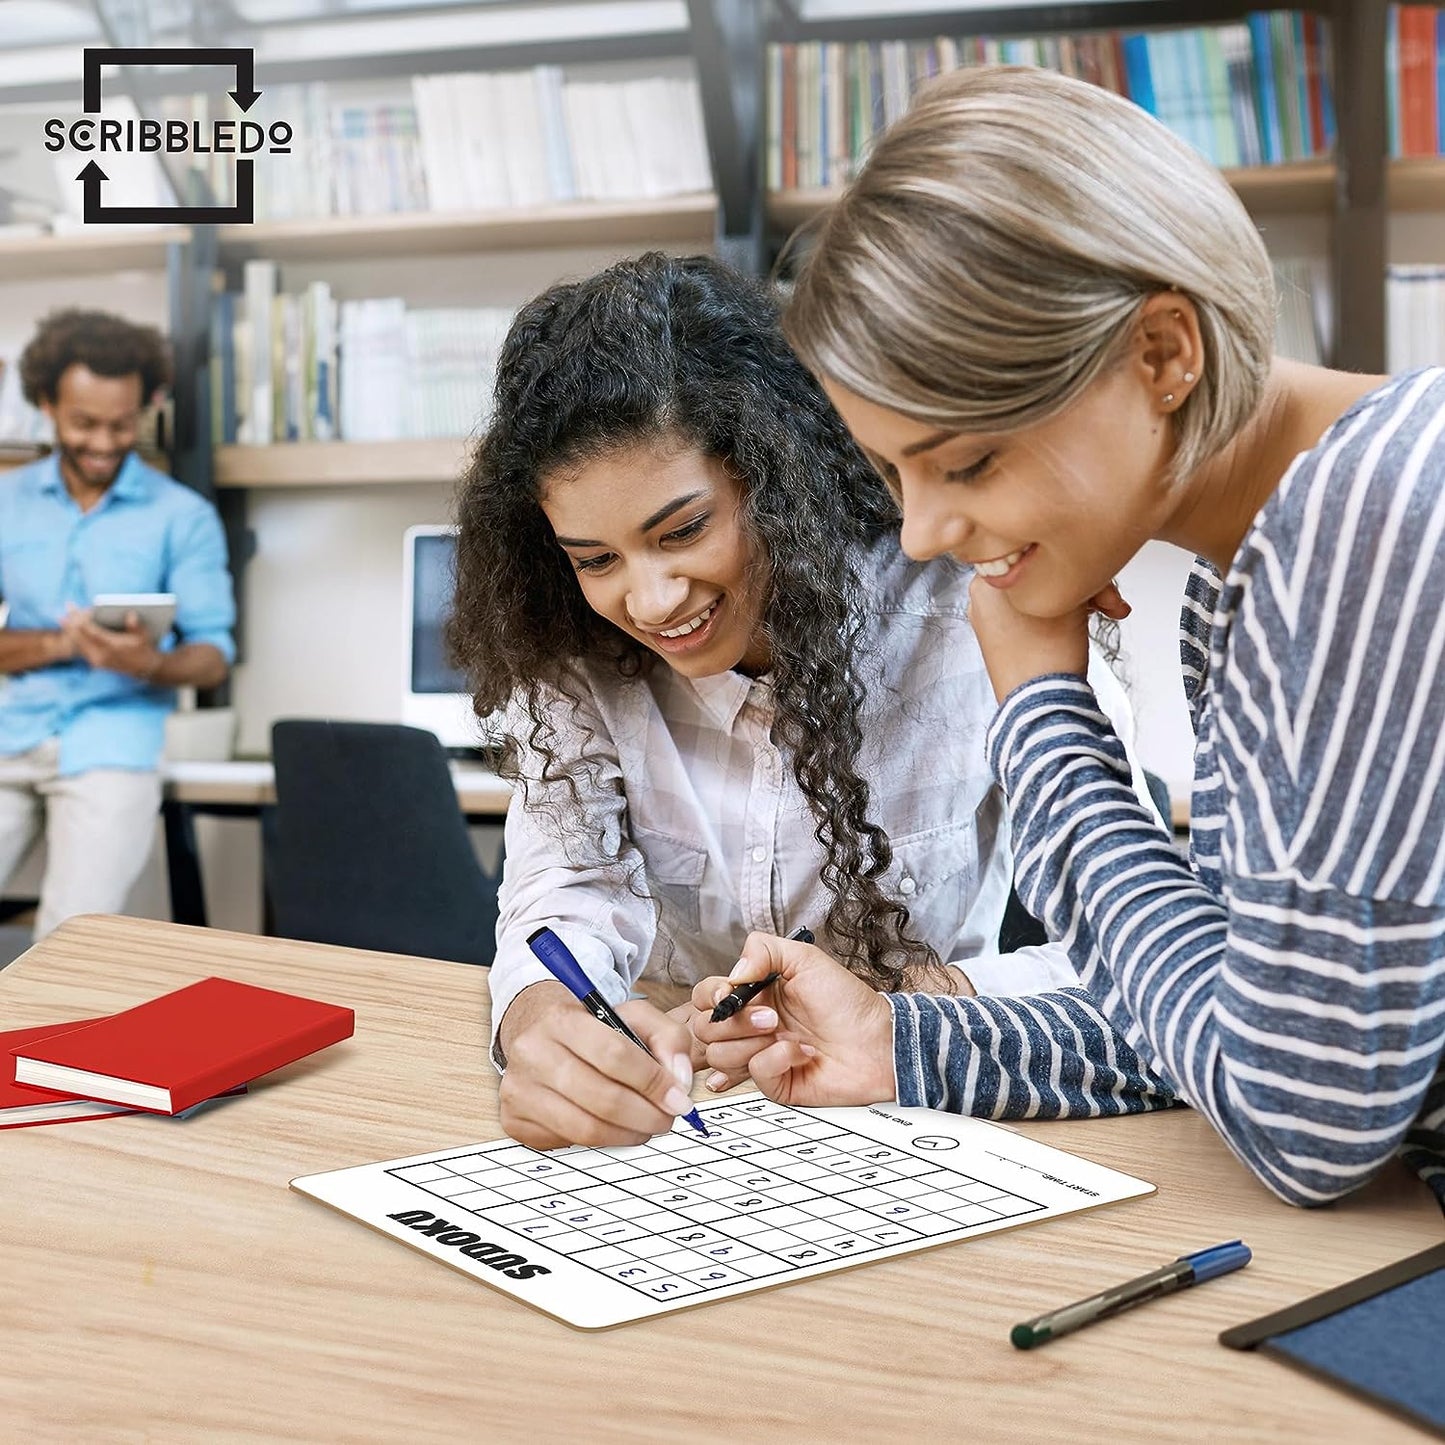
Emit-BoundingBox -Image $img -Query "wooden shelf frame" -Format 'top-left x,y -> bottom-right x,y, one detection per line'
0,226 -> 190,281
213,439 -> 472,489
769,153 -> 1445,234
214,194 -> 719,262
0,197 -> 720,279
769,161 -> 1339,233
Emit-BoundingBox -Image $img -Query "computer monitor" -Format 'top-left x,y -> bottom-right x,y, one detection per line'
401,525 -> 496,752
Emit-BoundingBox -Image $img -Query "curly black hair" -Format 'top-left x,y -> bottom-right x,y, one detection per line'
449,252 -> 942,991
19,308 -> 170,406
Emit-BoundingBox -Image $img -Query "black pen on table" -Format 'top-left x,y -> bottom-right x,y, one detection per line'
526,925 -> 709,1137
1011,1240 -> 1252,1349
709,926 -> 815,1023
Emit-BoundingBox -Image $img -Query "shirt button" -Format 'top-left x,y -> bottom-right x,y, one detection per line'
899,876 -> 917,896
751,846 -> 767,864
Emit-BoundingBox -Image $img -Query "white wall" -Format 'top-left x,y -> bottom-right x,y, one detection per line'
1112,540 -> 1196,801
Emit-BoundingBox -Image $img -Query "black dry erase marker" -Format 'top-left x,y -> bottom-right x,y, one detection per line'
709,926 -> 814,1022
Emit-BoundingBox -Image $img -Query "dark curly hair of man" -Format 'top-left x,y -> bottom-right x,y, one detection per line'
19,308 -> 170,406
449,251 -> 943,991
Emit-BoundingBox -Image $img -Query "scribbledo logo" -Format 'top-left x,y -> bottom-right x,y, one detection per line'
43,47 -> 290,223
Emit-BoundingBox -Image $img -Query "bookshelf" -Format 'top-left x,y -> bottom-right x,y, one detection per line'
759,1 -> 1391,375
2,1 -> 1415,766
0,448 -> 170,475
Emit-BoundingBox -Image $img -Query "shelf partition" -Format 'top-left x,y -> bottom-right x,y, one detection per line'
769,161 -> 1338,234
0,226 -> 191,281
1387,157 -> 1445,211
213,438 -> 473,489
214,194 -> 719,262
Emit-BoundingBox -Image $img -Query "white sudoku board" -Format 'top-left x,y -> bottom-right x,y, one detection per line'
291,1094 -> 1153,1330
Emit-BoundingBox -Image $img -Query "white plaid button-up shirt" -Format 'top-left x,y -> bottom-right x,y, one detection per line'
489,537 -> 1151,1061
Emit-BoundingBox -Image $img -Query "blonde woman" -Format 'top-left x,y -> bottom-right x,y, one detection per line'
693,66 -> 1445,1210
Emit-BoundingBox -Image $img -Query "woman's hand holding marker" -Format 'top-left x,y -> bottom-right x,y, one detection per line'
688,926 -> 809,1093
498,983 -> 697,1150
691,930 -> 897,1108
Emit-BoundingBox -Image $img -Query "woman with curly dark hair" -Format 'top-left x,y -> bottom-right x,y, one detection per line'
450,252 -> 1149,1150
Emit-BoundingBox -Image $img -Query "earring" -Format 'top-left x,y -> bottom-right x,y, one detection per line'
1162,392 -> 1176,405
1183,371 -> 1195,383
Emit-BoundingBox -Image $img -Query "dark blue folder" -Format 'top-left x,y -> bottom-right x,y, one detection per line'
1220,1242 -> 1445,1437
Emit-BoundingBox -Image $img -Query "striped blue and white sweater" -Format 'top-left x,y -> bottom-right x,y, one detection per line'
886,369 -> 1445,1210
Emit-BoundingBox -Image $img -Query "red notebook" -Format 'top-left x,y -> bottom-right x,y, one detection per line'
9,977 -> 354,1114
0,1018 -> 144,1128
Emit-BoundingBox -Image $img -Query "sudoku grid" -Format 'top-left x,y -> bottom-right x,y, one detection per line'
383,1096 -> 1044,1304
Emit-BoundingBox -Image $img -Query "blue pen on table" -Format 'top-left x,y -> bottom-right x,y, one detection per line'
1011,1240 -> 1252,1349
709,926 -> 815,1023
525,925 -> 709,1137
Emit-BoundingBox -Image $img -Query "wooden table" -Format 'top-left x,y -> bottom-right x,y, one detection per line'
1,916 -> 1439,1442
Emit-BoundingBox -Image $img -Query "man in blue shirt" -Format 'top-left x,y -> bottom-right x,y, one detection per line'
0,309 -> 235,938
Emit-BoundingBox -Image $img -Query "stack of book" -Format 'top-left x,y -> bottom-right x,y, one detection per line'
212,259 -> 514,445
766,9 -> 1336,190
1388,264 -> 1445,371
1388,4 -> 1445,157
1,976 -> 353,1130
173,66 -> 712,222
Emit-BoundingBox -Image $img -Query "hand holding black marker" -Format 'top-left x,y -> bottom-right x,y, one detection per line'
710,926 -> 815,1022
525,926 -> 709,1137
1011,1240 -> 1252,1349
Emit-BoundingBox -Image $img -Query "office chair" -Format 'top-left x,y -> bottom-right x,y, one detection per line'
266,719 -> 502,966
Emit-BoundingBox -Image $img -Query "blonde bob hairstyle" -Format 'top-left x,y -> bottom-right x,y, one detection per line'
785,65 -> 1277,482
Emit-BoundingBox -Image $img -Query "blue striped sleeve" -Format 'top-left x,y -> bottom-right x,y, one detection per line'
887,985 -> 1178,1119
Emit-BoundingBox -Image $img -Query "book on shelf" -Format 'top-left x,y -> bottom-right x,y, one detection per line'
1388,5 -> 1445,158
765,10 -> 1337,193
1387,264 -> 1445,372
10,976 -> 354,1115
213,279 -> 510,445
174,64 -> 710,223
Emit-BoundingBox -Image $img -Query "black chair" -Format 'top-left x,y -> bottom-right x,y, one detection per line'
266,719 -> 502,965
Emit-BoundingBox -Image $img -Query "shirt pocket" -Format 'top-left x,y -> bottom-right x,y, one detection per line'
881,821 -> 978,933
632,826 -> 708,934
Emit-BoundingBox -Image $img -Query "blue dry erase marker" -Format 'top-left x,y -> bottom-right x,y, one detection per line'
1011,1240 -> 1252,1349
526,925 -> 709,1137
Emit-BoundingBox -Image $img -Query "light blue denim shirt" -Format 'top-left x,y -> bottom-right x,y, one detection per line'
0,451 -> 236,775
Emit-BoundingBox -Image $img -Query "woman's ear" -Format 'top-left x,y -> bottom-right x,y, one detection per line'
1136,292 -> 1203,412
